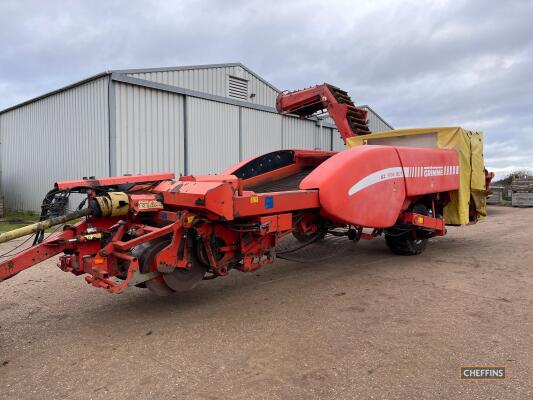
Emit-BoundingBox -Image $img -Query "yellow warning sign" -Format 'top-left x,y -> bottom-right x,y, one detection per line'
137,200 -> 164,210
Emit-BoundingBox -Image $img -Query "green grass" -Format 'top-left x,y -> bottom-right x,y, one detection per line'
0,210 -> 81,235
0,211 -> 42,233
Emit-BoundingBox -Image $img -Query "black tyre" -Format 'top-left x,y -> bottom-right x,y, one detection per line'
385,204 -> 430,256
132,239 -> 175,296
385,232 -> 428,255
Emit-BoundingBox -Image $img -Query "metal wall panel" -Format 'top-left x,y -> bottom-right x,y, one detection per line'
127,65 -> 278,108
332,129 -> 345,151
363,106 -> 392,133
114,82 -> 185,176
282,116 -> 330,150
316,125 -> 333,151
323,105 -> 394,152
241,108 -> 282,159
0,77 -> 109,211
186,97 -> 240,174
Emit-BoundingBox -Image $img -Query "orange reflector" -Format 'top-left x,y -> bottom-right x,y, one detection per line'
94,257 -> 105,265
417,216 -> 424,224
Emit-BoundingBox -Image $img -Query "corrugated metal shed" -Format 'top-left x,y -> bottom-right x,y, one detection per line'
0,63 -> 393,211
363,105 -> 392,133
0,76 -> 110,210
186,97 -> 240,174
282,117 -> 330,150
241,108 -> 282,160
121,63 -> 278,109
332,129 -> 345,151
114,82 -> 185,176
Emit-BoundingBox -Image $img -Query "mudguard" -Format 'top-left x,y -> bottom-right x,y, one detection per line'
395,147 -> 459,197
300,145 -> 460,228
300,146 -> 406,227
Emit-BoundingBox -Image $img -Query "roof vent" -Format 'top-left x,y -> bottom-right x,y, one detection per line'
228,76 -> 248,101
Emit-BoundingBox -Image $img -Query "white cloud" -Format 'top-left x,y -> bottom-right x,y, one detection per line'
0,0 -> 532,177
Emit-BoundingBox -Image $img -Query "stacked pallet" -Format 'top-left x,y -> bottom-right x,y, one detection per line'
512,177 -> 533,207
511,178 -> 533,192
487,186 -> 504,205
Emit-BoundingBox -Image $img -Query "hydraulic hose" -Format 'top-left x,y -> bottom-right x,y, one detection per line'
0,208 -> 92,244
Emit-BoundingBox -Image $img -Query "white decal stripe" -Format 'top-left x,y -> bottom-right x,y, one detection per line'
403,165 -> 460,177
348,167 -> 404,196
348,164 -> 460,196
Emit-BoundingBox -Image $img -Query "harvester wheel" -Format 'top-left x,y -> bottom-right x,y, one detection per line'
132,239 -> 175,297
133,237 -> 208,294
385,204 -> 429,256
162,258 -> 207,292
162,236 -> 207,292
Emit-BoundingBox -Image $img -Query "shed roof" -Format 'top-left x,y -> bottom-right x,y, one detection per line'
113,62 -> 280,92
0,63 -> 279,114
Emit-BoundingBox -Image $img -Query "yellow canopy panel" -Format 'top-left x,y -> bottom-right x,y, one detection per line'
346,127 -> 487,225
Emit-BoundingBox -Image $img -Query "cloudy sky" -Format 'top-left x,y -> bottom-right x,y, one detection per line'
1,0 -> 531,178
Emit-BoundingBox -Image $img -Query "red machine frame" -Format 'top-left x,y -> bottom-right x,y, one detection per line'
0,83 -> 475,296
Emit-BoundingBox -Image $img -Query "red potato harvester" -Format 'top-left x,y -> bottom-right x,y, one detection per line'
0,84 -> 491,296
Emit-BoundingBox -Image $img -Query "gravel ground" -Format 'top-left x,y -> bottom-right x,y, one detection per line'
1,205 -> 532,399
